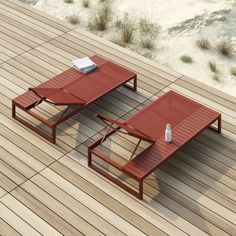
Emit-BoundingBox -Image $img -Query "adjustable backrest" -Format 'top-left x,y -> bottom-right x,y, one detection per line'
29,87 -> 86,106
97,114 -> 156,143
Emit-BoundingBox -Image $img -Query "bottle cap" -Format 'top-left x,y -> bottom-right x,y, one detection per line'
166,124 -> 171,130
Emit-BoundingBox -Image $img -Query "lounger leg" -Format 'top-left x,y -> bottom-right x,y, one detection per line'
12,102 -> 16,118
209,115 -> 221,134
218,115 -> 222,133
12,104 -> 57,143
133,75 -> 137,91
52,126 -> 56,144
123,75 -> 137,91
88,148 -> 92,166
88,150 -> 144,199
138,180 -> 143,200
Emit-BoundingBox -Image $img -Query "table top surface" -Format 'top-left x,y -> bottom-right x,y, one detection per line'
31,55 -> 136,105
125,90 -> 219,140
123,90 -> 221,179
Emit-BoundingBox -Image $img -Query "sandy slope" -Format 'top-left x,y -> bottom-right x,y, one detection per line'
33,0 -> 236,97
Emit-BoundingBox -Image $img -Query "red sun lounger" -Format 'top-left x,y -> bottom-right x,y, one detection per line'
12,55 -> 137,143
88,90 -> 221,199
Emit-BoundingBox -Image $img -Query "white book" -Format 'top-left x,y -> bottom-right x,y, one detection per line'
80,64 -> 97,74
72,57 -> 96,70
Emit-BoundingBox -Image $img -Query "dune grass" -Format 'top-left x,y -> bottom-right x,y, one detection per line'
138,16 -> 160,36
215,41 -> 233,57
82,0 -> 90,8
88,2 -> 112,31
208,61 -> 217,73
140,36 -> 155,50
196,38 -> 211,50
138,16 -> 160,50
231,67 -> 236,76
212,74 -> 220,81
111,35 -> 125,47
66,15 -> 80,25
112,13 -> 136,46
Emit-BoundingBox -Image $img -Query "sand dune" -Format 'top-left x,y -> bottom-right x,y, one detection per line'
33,0 -> 236,97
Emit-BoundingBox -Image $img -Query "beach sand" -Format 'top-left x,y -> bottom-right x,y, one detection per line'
33,0 -> 236,97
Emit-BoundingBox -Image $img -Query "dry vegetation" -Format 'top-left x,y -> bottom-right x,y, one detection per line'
196,38 -> 211,50
66,15 -> 80,25
111,36 -> 125,47
138,17 -> 160,35
88,2 -> 112,31
138,16 -> 160,50
140,37 -> 155,50
212,74 -> 220,81
231,67 -> 236,76
215,41 -> 233,57
82,0 -> 90,8
208,61 -> 217,73
112,13 -> 136,46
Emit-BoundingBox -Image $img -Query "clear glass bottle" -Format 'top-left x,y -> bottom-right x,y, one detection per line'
165,124 -> 172,143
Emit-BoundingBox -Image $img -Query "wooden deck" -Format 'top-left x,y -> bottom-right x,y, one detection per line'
0,0 -> 236,235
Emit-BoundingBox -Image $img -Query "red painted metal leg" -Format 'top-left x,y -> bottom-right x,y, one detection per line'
12,102 -> 16,118
218,115 -> 222,133
52,126 -> 56,144
209,115 -> 221,134
88,147 -> 92,166
123,75 -> 137,91
88,148 -> 144,199
12,104 -> 57,143
138,180 -> 143,200
133,75 -> 137,91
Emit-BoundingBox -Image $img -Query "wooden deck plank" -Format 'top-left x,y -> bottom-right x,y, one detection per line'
0,124 -> 55,166
87,129 -> 236,235
0,37 -> 24,55
171,153 -> 236,201
161,160 -> 236,212
64,150 -> 209,236
1,1 -> 236,235
0,61 -> 47,85
0,20 -> 44,45
0,202 -> 42,236
0,183 -> 7,198
84,143 -> 235,235
0,24 -> 39,48
2,0 -> 73,32
11,187 -> 84,236
0,29 -> 31,51
0,135 -> 45,173
178,75 -> 236,110
31,173 -> 136,236
0,102 -> 70,155
1,194 -> 63,236
0,146 -> 36,179
0,218 -> 22,236
51,159 -> 182,236
0,12 -> 51,42
0,3 -> 63,37
20,181 -> 107,236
